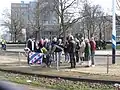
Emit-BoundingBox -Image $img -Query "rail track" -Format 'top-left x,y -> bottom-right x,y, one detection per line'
0,67 -> 119,85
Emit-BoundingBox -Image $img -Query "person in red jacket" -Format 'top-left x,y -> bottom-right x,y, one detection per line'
90,37 -> 96,67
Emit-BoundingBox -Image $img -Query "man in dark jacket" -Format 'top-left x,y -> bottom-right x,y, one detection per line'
68,35 -> 76,68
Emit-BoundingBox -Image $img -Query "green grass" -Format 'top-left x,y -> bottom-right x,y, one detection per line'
106,44 -> 120,49
4,73 -> 114,90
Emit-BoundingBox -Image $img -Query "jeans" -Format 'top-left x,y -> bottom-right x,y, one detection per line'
55,52 -> 62,66
65,52 -> 70,61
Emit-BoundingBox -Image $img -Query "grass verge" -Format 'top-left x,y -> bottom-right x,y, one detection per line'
3,72 -> 115,90
106,44 -> 120,49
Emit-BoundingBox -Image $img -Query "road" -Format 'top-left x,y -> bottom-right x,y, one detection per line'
0,82 -> 55,90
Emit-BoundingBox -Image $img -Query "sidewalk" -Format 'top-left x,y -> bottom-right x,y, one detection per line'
0,63 -> 120,75
6,48 -> 120,56
0,63 -> 120,82
0,53 -> 120,81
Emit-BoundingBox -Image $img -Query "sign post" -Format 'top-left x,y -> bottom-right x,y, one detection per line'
112,0 -> 116,64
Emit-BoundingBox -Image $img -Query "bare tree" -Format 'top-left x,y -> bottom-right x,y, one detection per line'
28,2 -> 41,40
53,0 -> 85,43
1,9 -> 25,42
28,1 -> 53,40
81,0 -> 105,39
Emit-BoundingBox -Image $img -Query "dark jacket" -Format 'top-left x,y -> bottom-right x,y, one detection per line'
64,41 -> 69,53
76,42 -> 80,52
68,40 -> 76,53
27,39 -> 32,51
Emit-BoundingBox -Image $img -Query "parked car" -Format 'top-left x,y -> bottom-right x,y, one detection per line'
95,40 -> 107,50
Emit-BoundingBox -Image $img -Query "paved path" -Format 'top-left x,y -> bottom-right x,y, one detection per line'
1,51 -> 120,65
0,53 -> 120,76
0,49 -> 120,78
6,48 -> 120,55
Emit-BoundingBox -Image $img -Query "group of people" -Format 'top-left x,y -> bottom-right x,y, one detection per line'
64,35 -> 96,68
26,34 -> 96,68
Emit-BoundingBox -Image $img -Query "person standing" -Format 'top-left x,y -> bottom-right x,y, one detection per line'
79,37 -> 86,64
27,38 -> 35,51
75,38 -> 80,64
26,38 -> 32,65
90,37 -> 96,67
64,38 -> 70,62
68,35 -> 76,68
50,38 -> 63,70
84,39 -> 91,67
44,38 -> 52,67
1,39 -> 6,50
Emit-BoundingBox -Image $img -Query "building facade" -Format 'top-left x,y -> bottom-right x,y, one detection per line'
11,0 -> 59,41
38,0 -> 59,40
11,1 -> 29,41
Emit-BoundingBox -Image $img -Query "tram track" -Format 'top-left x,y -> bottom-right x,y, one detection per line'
0,67 -> 119,85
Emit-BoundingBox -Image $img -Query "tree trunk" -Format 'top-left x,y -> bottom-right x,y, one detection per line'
14,32 -> 17,42
103,23 -> 106,40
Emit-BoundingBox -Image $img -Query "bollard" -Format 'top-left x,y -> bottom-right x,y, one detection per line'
18,52 -> 21,66
55,52 -> 60,71
107,54 -> 109,74
56,53 -> 59,71
57,57 -> 59,71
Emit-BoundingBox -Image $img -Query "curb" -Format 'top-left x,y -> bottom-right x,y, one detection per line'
0,68 -> 119,84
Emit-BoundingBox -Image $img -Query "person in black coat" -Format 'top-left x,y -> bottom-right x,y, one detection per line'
64,40 -> 70,62
27,38 -> 32,51
75,38 -> 80,63
68,35 -> 76,68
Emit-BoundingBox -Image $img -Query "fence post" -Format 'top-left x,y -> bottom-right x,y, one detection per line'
107,54 -> 109,74
18,52 -> 21,66
55,52 -> 59,71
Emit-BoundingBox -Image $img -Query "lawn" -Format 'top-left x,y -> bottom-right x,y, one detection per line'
106,44 -> 120,49
4,72 -> 115,90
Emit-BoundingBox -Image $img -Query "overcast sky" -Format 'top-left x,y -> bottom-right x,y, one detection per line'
0,0 -> 112,15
